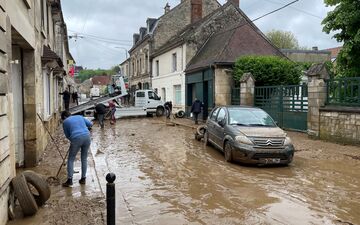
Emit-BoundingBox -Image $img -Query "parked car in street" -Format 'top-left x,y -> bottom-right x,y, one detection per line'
204,106 -> 294,165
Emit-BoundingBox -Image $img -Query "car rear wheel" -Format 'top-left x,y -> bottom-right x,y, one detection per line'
224,142 -> 233,162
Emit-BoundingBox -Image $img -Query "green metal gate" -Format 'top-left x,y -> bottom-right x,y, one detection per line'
255,84 -> 308,131
231,87 -> 240,105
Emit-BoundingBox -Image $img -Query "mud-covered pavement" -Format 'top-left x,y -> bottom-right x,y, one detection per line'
91,118 -> 360,225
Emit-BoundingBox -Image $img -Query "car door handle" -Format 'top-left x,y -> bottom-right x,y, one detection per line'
148,101 -> 150,103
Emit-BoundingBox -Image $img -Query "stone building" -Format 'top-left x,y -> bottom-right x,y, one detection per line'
184,0 -> 285,118
281,48 -> 331,63
127,0 -> 220,98
0,0 -> 72,223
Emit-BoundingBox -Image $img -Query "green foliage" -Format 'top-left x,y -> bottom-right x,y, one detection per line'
266,29 -> 299,49
233,56 -> 302,86
322,0 -> 360,77
77,66 -> 120,82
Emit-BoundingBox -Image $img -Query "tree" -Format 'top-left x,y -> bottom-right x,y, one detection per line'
233,56 -> 302,86
322,0 -> 360,77
266,29 -> 299,49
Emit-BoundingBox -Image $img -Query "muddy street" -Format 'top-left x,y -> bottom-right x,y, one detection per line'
90,118 -> 360,225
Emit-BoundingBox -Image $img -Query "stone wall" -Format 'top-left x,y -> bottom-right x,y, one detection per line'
152,0 -> 220,51
319,108 -> 360,145
0,2 -> 15,225
214,67 -> 233,106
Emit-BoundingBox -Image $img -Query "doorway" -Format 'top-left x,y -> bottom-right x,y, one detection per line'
11,45 -> 24,166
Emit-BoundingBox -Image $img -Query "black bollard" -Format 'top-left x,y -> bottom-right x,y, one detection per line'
106,173 -> 116,225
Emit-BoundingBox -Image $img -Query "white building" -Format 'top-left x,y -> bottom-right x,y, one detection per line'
151,44 -> 187,111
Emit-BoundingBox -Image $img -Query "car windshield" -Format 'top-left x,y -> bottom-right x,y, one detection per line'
228,108 -> 276,127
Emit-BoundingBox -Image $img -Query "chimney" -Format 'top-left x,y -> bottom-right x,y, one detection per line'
133,33 -> 140,45
312,46 -> 318,51
164,3 -> 170,14
228,0 -> 239,7
191,0 -> 202,23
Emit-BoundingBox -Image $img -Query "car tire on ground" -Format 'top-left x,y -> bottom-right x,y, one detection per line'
23,170 -> 51,206
196,125 -> 206,136
156,107 -> 164,117
224,142 -> 233,162
175,110 -> 185,118
11,174 -> 38,216
204,131 -> 210,146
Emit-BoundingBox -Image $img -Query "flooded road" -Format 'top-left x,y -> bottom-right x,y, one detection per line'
91,118 -> 360,225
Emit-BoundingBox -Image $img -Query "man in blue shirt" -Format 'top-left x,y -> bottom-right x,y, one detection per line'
61,111 -> 93,187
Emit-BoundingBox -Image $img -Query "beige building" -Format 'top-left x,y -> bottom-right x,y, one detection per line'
0,0 -> 73,224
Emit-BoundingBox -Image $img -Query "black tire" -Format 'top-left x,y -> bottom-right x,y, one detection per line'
204,131 -> 210,146
156,107 -> 164,117
196,125 -> 206,136
176,110 -> 185,118
224,142 -> 233,162
11,174 -> 38,216
23,171 -> 51,206
195,133 -> 203,141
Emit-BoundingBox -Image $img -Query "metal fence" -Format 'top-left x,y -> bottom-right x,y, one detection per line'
327,77 -> 360,106
231,87 -> 240,105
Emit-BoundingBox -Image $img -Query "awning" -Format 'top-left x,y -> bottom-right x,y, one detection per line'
41,45 -> 64,68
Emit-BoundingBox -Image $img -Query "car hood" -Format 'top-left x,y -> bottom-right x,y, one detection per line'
234,126 -> 286,137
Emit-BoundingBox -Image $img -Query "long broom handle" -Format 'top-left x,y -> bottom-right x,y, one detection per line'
36,113 -> 65,160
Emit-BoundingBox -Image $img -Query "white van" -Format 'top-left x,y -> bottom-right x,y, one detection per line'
134,90 -> 165,116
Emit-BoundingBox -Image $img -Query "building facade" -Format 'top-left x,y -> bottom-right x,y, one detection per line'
0,1 -> 72,223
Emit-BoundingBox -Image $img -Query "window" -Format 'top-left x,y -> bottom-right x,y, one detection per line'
43,70 -> 51,118
161,88 -> 166,101
140,58 -> 142,72
216,108 -> 226,123
210,108 -> 219,121
156,60 -> 159,76
46,2 -> 49,35
148,91 -> 154,99
172,53 -> 177,72
41,0 -> 45,30
136,91 -> 145,97
174,85 -> 181,105
228,108 -> 276,127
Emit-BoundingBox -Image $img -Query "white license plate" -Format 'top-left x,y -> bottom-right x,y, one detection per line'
261,158 -> 281,164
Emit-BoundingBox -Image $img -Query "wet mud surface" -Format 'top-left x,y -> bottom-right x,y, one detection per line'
90,118 -> 360,225
8,129 -> 105,225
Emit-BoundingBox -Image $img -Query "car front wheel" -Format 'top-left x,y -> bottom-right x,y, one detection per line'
224,142 -> 233,162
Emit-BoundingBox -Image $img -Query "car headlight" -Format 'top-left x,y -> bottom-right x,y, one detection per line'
284,137 -> 293,145
235,136 -> 253,145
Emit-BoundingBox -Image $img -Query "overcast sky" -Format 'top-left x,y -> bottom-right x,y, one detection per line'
62,0 -> 340,69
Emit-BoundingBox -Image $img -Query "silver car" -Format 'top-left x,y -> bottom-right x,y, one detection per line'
204,106 -> 294,165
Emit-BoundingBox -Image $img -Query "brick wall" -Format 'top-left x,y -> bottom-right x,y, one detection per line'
320,109 -> 360,145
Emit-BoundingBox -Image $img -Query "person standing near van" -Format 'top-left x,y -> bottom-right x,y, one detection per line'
60,89 -> 71,110
191,98 -> 204,124
95,103 -> 107,129
108,100 -> 116,124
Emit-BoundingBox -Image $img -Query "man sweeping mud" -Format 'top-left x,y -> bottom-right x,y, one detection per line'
61,111 -> 93,187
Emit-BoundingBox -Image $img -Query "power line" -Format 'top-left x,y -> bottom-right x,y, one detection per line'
261,0 -> 323,20
68,29 -> 132,43
214,0 -> 299,36
252,0 -> 299,22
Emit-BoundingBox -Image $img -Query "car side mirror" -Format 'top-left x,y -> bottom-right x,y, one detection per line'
218,119 -> 226,127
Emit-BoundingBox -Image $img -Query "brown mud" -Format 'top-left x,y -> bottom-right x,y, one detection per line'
89,118 -> 360,225
8,129 -> 105,225
7,117 -> 360,225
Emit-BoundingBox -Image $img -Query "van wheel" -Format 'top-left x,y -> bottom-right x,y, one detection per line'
11,174 -> 38,216
23,171 -> 51,206
156,107 -> 164,117
224,142 -> 233,162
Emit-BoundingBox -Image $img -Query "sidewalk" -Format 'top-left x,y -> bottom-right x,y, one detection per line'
8,129 -> 105,225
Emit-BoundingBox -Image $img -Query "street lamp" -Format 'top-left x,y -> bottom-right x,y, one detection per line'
114,46 -> 128,59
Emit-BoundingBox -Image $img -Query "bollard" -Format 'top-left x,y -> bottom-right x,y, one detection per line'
106,173 -> 116,225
